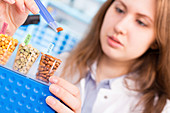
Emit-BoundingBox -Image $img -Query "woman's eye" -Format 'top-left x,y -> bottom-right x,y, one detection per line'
115,7 -> 125,14
137,20 -> 147,27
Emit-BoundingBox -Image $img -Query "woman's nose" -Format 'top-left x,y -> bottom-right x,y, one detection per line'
114,16 -> 131,35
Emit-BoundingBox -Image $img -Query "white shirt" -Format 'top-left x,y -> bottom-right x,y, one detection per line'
55,53 -> 170,113
81,71 -> 111,113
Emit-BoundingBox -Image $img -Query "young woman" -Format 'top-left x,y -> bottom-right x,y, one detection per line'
1,0 -> 170,113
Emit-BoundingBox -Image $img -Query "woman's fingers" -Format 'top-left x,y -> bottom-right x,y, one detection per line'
49,76 -> 80,98
49,84 -> 81,112
46,96 -> 74,113
2,0 -> 39,14
24,0 -> 39,14
15,0 -> 25,12
2,0 -> 15,4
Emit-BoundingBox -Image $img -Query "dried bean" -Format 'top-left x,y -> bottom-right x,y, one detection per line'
36,53 -> 61,83
13,43 -> 40,74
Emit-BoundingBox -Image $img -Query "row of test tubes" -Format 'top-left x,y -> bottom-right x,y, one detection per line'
0,22 -> 62,83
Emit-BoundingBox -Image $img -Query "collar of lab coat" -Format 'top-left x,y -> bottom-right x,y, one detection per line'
87,61 -> 137,92
79,61 -> 140,107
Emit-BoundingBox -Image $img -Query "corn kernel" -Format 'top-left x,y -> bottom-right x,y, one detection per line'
2,46 -> 6,49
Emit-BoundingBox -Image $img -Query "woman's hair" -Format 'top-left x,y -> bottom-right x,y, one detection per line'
60,0 -> 113,80
130,0 -> 170,112
60,0 -> 170,113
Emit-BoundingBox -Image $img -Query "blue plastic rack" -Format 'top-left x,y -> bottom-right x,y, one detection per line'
0,65 -> 55,113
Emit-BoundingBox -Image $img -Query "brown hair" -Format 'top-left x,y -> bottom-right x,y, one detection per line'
60,0 -> 113,81
60,0 -> 170,112
131,0 -> 170,112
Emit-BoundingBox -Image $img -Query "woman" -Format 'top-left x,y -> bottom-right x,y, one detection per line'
1,0 -> 170,113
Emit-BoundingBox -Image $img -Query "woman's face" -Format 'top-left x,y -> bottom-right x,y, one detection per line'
100,0 -> 155,62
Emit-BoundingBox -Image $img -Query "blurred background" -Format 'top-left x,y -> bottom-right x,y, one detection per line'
13,0 -> 106,56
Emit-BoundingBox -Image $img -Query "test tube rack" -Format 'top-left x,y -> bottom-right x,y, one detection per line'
0,65 -> 55,113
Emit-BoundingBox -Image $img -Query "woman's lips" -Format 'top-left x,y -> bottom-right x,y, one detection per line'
107,36 -> 124,48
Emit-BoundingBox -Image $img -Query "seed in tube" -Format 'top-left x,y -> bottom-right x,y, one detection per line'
56,27 -> 63,32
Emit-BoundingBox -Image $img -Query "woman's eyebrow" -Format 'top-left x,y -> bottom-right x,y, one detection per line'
137,13 -> 153,24
115,0 -> 153,24
115,0 -> 127,9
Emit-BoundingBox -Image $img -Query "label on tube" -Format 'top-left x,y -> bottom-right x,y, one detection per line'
24,34 -> 32,45
0,22 -> 8,34
47,43 -> 54,54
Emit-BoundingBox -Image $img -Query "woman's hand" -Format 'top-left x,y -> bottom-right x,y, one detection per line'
46,76 -> 81,113
0,0 -> 39,36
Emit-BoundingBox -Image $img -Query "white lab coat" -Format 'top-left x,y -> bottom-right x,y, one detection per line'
79,77 -> 170,113
55,53 -> 170,113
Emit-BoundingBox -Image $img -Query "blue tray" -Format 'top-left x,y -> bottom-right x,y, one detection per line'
0,65 -> 55,113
